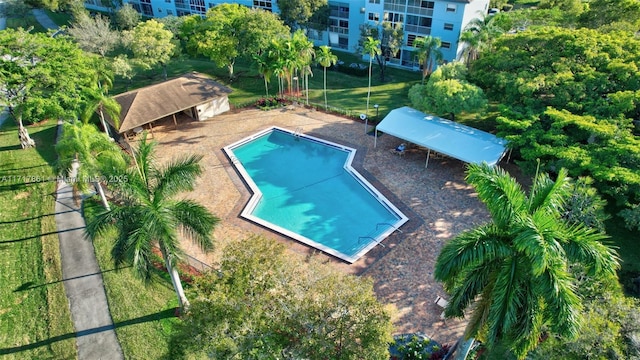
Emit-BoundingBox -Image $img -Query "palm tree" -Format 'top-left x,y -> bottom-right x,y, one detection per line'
56,122 -> 127,210
85,134 -> 220,312
362,36 -> 381,117
253,52 -> 273,97
316,46 -> 338,109
291,30 -> 315,105
414,36 -> 442,84
434,164 -> 619,359
460,13 -> 504,65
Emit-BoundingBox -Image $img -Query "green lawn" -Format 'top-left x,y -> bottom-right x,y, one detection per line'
114,54 -> 421,121
5,16 -> 47,33
0,120 -> 76,359
84,200 -> 180,359
44,9 -> 73,27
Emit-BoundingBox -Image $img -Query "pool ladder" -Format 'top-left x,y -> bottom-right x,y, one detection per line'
293,127 -> 303,140
357,223 -> 403,247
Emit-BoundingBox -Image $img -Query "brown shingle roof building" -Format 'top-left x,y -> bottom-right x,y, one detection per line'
108,72 -> 233,134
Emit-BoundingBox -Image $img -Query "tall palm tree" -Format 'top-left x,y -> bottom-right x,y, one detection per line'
362,36 -> 381,117
434,164 -> 619,359
56,122 -> 127,210
253,52 -> 273,97
414,36 -> 442,84
291,30 -> 315,105
85,134 -> 220,312
460,13 -> 504,65
316,46 -> 337,109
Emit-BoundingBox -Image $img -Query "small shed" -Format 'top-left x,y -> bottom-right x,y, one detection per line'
107,72 -> 232,136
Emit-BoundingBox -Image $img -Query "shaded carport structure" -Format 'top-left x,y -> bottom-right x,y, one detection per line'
375,107 -> 508,168
105,72 -> 232,139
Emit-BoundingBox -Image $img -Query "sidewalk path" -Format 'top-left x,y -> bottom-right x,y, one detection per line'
32,8 -> 59,30
55,123 -> 124,359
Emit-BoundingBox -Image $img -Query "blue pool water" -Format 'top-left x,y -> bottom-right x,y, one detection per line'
226,127 -> 407,263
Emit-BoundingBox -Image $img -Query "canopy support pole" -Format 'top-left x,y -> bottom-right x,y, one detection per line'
425,149 -> 430,169
374,127 -> 378,148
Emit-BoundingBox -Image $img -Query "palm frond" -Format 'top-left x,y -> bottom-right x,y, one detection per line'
561,224 -> 620,277
512,214 -> 565,277
171,200 -> 219,253
132,133 -> 158,191
465,163 -> 526,229
435,224 -> 512,283
155,154 -> 204,200
528,168 -> 571,218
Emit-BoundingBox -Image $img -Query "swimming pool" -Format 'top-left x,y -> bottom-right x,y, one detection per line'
224,127 -> 408,263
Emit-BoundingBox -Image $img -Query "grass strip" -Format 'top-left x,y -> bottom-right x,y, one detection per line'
84,199 -> 179,359
0,120 -> 75,359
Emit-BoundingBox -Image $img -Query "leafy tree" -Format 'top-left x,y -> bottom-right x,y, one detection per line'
115,3 -> 141,30
530,266 -> 640,359
169,236 -> 394,359
316,45 -> 337,109
538,0 -> 584,15
276,0 -> 327,30
80,58 -> 121,137
579,0 -> 640,30
0,29 -> 97,148
358,22 -> 403,82
434,164 -> 620,359
362,36 -> 381,118
111,54 -> 136,91
55,122 -> 126,210
85,134 -> 220,312
408,62 -> 487,121
562,177 -> 609,233
126,19 -> 175,80
26,0 -> 81,11
67,13 -> 120,57
1,0 -> 32,19
413,35 -> 442,84
469,27 -> 640,224
188,4 -> 289,80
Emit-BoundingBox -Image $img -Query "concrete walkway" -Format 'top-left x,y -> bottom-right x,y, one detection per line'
55,180 -> 124,360
53,115 -> 125,360
31,8 -> 59,30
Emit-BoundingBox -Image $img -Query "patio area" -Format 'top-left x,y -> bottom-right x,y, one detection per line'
146,105 -> 497,346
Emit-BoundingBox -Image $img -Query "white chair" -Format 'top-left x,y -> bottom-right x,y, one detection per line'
435,296 -> 449,320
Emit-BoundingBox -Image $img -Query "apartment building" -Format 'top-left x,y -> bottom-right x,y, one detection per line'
84,0 -> 489,67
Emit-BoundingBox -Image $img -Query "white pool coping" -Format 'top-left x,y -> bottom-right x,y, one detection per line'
223,126 -> 409,263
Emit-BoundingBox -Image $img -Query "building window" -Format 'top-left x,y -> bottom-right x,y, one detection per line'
338,36 -> 348,49
369,0 -> 380,3
253,0 -> 273,10
441,41 -> 451,49
208,2 -> 215,8
165,0 -> 171,3
407,0 -> 434,9
407,34 -> 420,47
167,9 -> 174,15
141,3 -> 154,16
444,23 -> 453,30
446,4 -> 456,12
383,11 -> 404,25
190,0 -> 206,13
329,3 -> 350,18
368,12 -> 379,21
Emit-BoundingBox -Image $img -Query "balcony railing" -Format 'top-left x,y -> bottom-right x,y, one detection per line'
383,3 -> 406,12
406,6 -> 433,17
329,26 -> 350,35
329,10 -> 350,18
405,24 -> 431,35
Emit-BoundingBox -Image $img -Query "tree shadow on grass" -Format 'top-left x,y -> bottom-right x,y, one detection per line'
0,308 -> 177,355
0,226 -> 85,244
14,266 -> 132,292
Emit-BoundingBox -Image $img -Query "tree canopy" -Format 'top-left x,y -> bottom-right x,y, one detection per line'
358,22 -> 404,82
184,4 -> 289,79
170,237 -> 394,359
0,29 -> 99,147
276,0 -> 328,30
469,27 -> 640,228
125,19 -> 175,80
409,62 -> 487,121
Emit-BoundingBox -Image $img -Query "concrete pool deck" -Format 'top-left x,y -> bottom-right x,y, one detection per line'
142,105 -> 507,346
